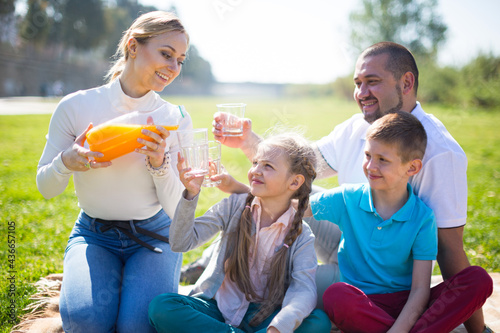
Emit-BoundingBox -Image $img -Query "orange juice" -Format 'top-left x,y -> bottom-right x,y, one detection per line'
86,124 -> 179,162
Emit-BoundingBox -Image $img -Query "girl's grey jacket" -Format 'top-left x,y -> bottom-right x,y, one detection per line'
170,191 -> 318,333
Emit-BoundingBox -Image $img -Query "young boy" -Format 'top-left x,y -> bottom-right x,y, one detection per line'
307,111 -> 493,333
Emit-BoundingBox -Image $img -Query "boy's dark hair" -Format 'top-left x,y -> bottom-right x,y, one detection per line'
366,111 -> 427,163
361,42 -> 419,94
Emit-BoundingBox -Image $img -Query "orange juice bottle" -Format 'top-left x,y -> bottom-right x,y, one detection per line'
85,104 -> 183,162
86,123 -> 179,162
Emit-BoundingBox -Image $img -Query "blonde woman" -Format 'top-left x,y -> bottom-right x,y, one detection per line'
36,11 -> 192,332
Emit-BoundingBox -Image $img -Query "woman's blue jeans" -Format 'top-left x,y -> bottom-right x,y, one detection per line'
59,210 -> 182,333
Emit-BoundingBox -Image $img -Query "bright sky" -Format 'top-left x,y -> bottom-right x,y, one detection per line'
143,0 -> 500,84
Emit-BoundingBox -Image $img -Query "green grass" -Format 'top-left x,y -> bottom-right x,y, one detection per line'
424,105 -> 500,271
1,97 -> 499,332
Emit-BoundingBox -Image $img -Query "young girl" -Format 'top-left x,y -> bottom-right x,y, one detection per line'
149,134 -> 331,333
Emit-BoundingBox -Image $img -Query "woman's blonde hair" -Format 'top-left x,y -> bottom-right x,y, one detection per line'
105,11 -> 189,82
223,134 -> 317,326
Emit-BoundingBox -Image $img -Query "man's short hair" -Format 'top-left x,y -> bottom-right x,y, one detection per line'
366,111 -> 427,162
362,42 -> 419,94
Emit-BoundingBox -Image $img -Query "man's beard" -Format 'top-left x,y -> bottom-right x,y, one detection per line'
364,85 -> 403,124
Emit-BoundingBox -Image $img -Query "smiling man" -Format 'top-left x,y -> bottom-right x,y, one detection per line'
313,42 -> 490,333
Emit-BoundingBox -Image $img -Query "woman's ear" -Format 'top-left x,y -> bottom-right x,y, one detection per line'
289,174 -> 305,191
128,37 -> 138,59
406,158 -> 423,177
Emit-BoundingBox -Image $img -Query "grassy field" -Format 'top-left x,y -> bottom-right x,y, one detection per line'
1,96 -> 499,331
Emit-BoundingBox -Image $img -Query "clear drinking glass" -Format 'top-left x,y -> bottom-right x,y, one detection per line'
176,129 -> 209,176
216,103 -> 246,136
202,141 -> 222,187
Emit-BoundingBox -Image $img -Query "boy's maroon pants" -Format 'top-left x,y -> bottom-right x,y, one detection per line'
323,266 -> 493,333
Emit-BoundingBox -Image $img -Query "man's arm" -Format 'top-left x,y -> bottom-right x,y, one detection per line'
313,145 -> 338,179
437,227 -> 470,280
213,113 -> 342,178
239,130 -> 261,161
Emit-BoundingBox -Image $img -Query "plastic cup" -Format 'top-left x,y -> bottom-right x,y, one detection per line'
202,141 -> 222,187
216,103 -> 246,137
176,129 -> 209,176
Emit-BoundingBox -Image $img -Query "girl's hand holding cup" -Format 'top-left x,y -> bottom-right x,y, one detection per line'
177,152 -> 204,200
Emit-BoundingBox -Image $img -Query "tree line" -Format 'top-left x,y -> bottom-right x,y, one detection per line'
291,0 -> 500,109
1,0 -> 499,109
0,0 -> 214,97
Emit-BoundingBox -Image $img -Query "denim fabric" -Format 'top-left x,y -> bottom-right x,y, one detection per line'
59,210 -> 182,333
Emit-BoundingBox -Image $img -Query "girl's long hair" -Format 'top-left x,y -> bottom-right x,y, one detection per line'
223,134 -> 317,326
105,11 -> 189,82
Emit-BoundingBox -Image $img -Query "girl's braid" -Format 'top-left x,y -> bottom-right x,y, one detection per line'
224,192 -> 260,301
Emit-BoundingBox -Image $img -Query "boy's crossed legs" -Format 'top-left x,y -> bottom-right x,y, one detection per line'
323,266 -> 493,333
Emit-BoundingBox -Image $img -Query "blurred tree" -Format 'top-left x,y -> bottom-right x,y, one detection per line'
103,6 -> 133,58
418,63 -> 461,105
45,0 -> 65,46
461,53 -> 500,108
331,75 -> 356,100
0,0 -> 16,44
102,0 -> 158,58
181,45 -> 215,86
19,0 -> 51,45
61,0 -> 106,49
7,1 -> 215,96
0,0 -> 14,14
349,0 -> 447,60
116,0 -> 157,17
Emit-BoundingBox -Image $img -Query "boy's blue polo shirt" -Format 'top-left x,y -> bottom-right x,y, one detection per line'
310,183 -> 437,295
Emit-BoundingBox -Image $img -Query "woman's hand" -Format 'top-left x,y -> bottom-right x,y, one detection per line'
177,152 -> 204,200
267,326 -> 280,333
61,123 -> 112,171
136,116 -> 170,167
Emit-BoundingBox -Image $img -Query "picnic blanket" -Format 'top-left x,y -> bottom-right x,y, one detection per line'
11,273 -> 500,333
